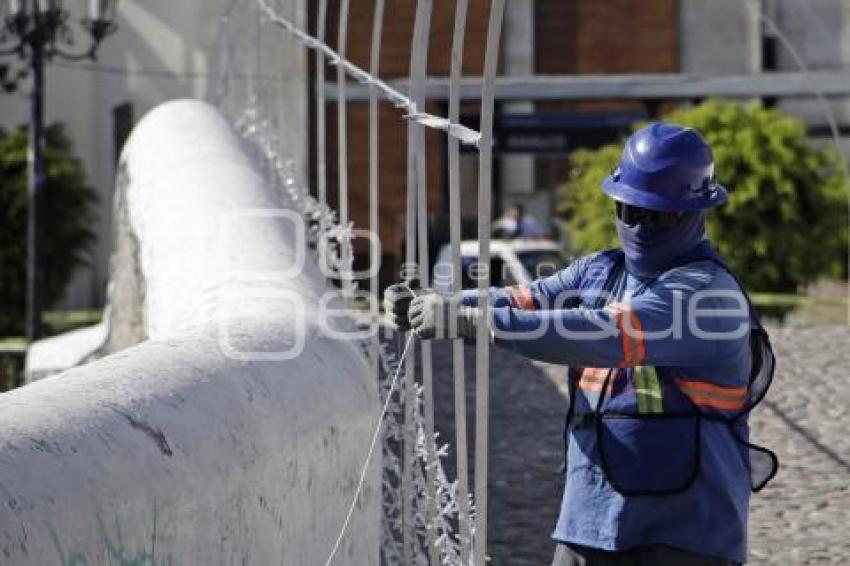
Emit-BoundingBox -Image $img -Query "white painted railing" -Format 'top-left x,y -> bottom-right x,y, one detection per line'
259,1 -> 506,563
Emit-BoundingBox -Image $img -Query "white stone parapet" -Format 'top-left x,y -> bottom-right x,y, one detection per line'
2,100 -> 379,565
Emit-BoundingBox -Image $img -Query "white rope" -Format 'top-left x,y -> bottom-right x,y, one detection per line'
255,0 -> 482,148
324,333 -> 414,566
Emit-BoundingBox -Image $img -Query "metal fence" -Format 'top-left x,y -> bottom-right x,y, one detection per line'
257,0 -> 505,563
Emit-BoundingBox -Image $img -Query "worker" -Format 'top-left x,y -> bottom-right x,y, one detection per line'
493,203 -> 546,238
384,123 -> 777,566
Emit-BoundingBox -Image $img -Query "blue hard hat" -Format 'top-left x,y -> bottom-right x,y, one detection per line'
602,122 -> 727,212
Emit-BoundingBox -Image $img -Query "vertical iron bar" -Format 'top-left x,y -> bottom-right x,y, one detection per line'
402,201 -> 417,552
337,0 -> 351,292
410,0 -> 438,561
447,0 -> 471,561
367,6 -> 389,556
404,1 -> 433,560
26,25 -> 45,344
315,0 -> 328,240
402,6 -> 421,562
402,155 -> 417,565
475,1 -> 505,564
369,1 -> 385,383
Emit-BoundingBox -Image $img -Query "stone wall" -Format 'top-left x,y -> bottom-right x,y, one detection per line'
2,100 -> 379,565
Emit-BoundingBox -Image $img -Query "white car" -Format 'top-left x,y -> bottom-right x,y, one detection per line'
432,239 -> 570,293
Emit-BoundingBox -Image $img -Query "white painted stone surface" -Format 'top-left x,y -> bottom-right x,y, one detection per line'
1,100 -> 379,565
23,322 -> 107,382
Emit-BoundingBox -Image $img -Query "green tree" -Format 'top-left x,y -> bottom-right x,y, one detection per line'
557,100 -> 849,292
0,123 -> 98,336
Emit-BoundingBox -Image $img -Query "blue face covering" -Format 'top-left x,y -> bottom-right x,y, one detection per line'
616,211 -> 707,278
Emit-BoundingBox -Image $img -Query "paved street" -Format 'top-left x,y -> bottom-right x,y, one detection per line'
429,324 -> 850,565
747,325 -> 850,565
431,341 -> 567,566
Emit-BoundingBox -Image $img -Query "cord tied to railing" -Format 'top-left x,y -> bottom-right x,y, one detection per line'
256,0 -> 482,148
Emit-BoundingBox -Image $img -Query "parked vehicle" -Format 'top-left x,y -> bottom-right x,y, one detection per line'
432,239 -> 569,293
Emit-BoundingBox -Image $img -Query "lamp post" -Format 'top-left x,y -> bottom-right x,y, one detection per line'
0,0 -> 117,343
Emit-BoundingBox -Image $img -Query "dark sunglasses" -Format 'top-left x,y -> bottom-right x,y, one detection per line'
615,201 -> 683,229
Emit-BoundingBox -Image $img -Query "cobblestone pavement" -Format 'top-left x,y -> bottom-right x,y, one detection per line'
428,324 -> 850,565
430,341 -> 567,566
747,325 -> 850,565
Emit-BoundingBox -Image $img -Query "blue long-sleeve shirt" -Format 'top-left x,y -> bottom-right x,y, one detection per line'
463,253 -> 750,376
462,251 -> 754,562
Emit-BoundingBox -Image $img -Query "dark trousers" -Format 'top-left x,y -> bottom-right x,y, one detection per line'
552,542 -> 739,566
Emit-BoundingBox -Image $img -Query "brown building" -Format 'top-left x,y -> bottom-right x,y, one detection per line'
308,0 -> 679,287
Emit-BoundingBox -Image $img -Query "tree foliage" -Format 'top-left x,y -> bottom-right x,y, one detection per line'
0,123 -> 98,335
557,100 -> 849,292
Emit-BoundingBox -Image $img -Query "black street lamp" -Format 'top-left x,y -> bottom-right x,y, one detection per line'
0,0 -> 117,343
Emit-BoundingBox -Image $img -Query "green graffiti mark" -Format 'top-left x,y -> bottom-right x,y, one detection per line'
49,501 -> 173,566
49,526 -> 89,566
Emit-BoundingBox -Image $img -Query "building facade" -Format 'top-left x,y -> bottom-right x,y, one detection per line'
315,0 -> 850,286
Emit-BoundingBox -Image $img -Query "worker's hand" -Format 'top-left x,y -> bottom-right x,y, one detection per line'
383,281 -> 430,331
408,293 -> 478,340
